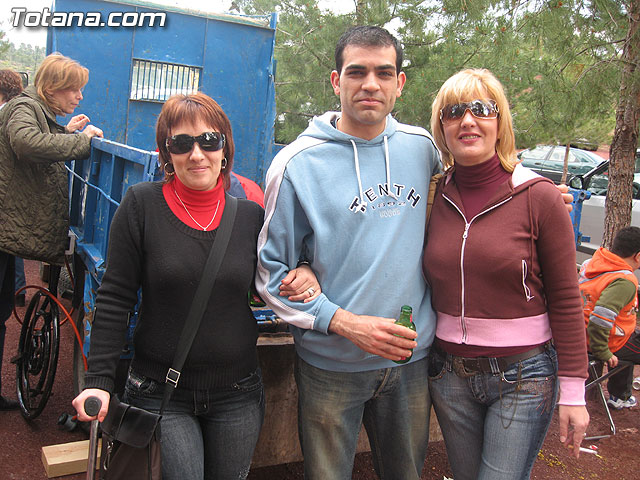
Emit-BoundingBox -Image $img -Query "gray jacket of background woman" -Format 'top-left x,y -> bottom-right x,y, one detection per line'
0,85 -> 91,265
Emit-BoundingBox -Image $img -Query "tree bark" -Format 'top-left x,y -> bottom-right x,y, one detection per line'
603,1 -> 640,249
356,0 -> 366,24
561,143 -> 570,185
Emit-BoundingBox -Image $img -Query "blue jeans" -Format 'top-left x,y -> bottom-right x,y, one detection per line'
14,257 -> 25,291
428,346 -> 558,480
123,368 -> 264,480
295,355 -> 431,480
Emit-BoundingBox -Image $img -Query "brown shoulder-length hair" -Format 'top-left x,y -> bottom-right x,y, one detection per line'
34,53 -> 89,115
156,92 -> 235,190
0,70 -> 24,104
430,68 -> 517,172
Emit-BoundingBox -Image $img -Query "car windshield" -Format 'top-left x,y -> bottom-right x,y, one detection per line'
584,155 -> 640,199
520,146 -> 551,160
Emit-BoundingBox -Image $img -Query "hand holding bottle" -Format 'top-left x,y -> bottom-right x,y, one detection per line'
393,305 -> 416,364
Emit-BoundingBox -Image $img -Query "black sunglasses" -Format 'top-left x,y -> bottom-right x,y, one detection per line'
440,100 -> 499,123
165,132 -> 226,154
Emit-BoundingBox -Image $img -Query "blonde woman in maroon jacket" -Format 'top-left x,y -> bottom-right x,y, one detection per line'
423,69 -> 589,480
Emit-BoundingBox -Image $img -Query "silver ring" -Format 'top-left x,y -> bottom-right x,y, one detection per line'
307,287 -> 315,296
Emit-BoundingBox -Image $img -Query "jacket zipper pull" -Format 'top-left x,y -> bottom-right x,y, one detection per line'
463,223 -> 470,239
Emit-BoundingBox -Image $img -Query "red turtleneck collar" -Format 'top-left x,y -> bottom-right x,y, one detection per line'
453,153 -> 511,219
162,175 -> 226,231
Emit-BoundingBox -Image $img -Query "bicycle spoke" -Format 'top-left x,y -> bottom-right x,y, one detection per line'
15,291 -> 60,419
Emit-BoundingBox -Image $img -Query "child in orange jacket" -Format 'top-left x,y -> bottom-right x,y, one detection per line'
580,226 -> 640,409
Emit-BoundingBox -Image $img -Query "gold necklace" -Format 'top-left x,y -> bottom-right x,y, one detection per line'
174,188 -> 220,231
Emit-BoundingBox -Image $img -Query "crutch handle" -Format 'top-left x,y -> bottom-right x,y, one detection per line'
84,396 -> 102,417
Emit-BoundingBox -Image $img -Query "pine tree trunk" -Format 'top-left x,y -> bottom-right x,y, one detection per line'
356,0 -> 366,23
561,143 -> 570,185
603,1 -> 640,249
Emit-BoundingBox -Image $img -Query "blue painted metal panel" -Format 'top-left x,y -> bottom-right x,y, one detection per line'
132,10 -> 206,65
49,0 -> 137,145
200,16 -> 276,183
68,137 -> 158,283
125,100 -> 161,150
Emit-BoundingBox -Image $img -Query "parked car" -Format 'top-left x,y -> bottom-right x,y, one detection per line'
575,151 -> 640,199
518,144 -> 605,183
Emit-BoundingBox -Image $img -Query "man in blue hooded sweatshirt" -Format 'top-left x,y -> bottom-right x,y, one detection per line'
257,26 -> 440,479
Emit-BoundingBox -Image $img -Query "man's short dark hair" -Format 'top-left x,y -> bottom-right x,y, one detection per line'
335,26 -> 403,75
611,226 -> 640,258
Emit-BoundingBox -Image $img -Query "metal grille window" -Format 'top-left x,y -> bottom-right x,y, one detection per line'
130,59 -> 200,102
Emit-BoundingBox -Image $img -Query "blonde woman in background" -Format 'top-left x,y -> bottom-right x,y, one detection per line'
0,54 -> 102,410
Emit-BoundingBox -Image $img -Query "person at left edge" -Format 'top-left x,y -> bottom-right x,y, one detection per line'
0,71 -> 26,308
72,92 -> 321,479
0,55 -> 103,411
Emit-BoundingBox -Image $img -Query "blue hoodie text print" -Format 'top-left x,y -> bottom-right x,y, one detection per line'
349,181 -> 421,214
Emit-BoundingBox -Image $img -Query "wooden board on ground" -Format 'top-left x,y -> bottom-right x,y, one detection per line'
41,439 -> 101,478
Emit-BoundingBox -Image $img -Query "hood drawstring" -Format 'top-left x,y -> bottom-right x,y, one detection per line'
350,139 -> 368,214
350,135 -> 396,215
384,136 -> 397,201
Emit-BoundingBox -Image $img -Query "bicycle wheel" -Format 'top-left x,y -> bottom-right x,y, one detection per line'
15,291 -> 60,419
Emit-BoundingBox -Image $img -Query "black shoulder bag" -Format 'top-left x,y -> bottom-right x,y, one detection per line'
99,195 -> 238,480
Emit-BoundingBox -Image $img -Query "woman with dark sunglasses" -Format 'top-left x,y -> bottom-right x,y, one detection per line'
73,92 -> 320,479
423,69 -> 589,479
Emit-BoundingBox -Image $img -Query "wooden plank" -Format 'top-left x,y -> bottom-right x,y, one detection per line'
41,439 -> 101,478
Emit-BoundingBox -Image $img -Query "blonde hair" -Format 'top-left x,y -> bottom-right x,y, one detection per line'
430,68 -> 517,172
35,53 -> 88,115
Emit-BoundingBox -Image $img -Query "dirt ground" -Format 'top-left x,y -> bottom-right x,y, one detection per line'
1,260 -> 638,479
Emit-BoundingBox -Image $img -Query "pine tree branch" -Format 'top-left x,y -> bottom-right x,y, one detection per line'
576,57 -> 626,83
558,38 -> 626,74
280,110 -> 316,118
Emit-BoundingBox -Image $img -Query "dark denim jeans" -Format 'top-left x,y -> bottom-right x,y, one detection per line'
123,368 -> 264,480
607,331 -> 640,400
14,256 -> 25,291
428,346 -> 559,480
0,251 -> 15,395
295,355 -> 431,480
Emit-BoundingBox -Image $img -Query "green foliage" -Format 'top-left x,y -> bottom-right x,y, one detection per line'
235,0 -> 352,143
0,30 -> 9,59
0,36 -> 46,86
396,0 -> 624,148
234,0 -> 627,148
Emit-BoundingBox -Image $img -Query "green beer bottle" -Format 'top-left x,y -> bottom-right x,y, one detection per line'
393,305 -> 416,364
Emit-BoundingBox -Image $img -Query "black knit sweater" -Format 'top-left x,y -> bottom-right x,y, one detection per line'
83,181 -> 264,393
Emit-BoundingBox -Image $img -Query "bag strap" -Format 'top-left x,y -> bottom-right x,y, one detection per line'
159,194 -> 238,414
425,173 -> 443,226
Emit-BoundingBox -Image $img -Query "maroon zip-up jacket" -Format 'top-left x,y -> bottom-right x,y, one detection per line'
423,164 -> 588,405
